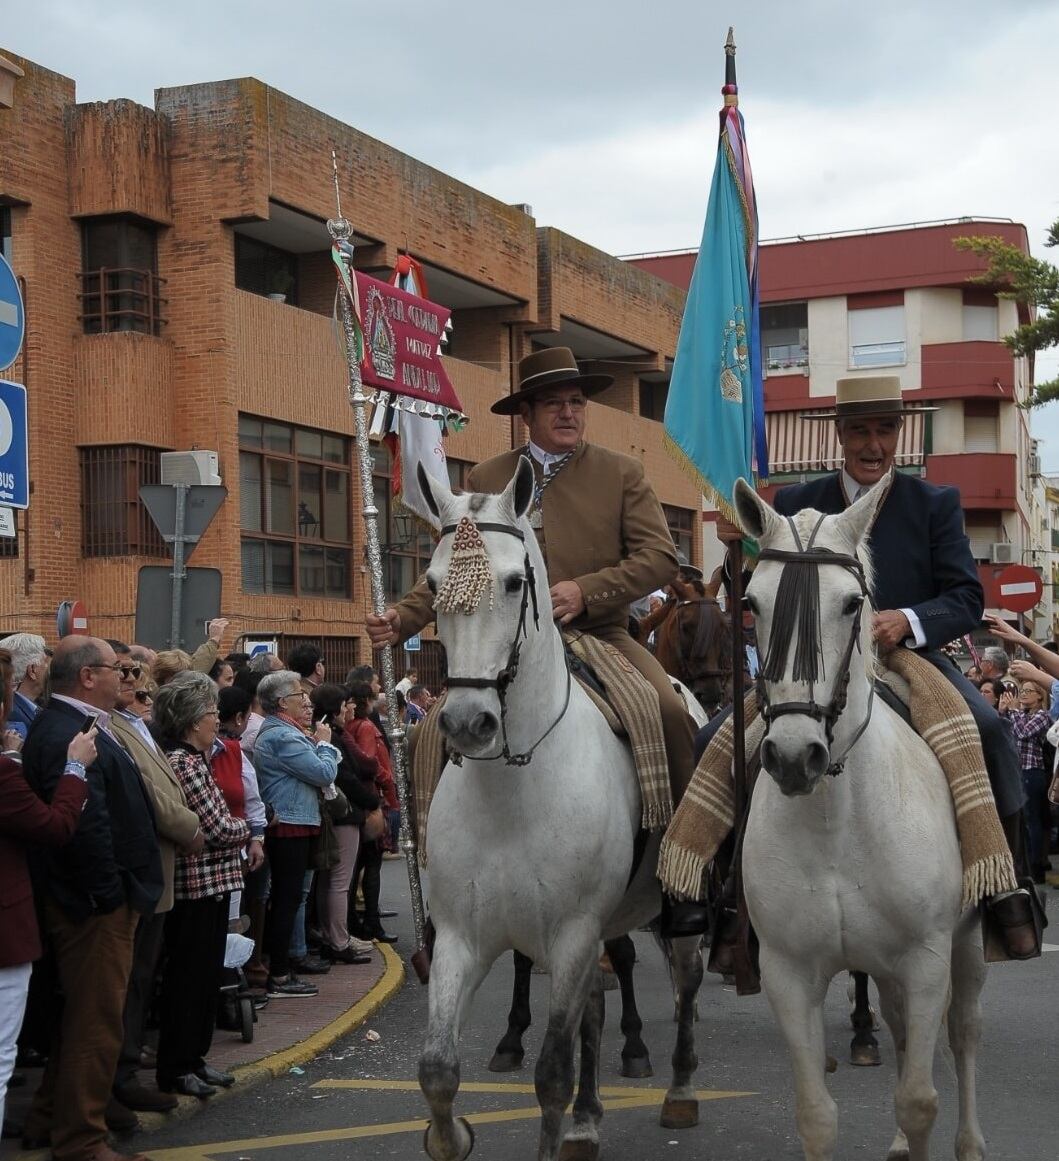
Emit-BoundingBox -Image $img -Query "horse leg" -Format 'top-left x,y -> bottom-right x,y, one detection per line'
420,933 -> 489,1161
660,933 -> 704,1130
874,977 -> 910,1160
535,929 -> 599,1161
558,969 -> 605,1161
948,923 -> 987,1161
889,950 -> 951,1161
489,950 -> 532,1072
849,970 -> 881,1067
759,948 -> 836,1161
604,934 -> 652,1078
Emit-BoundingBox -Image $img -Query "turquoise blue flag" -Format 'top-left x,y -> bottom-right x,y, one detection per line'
664,82 -> 766,518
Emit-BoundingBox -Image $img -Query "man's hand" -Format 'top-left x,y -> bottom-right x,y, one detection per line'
872,609 -> 911,653
66,729 -> 98,767
4,728 -> 24,754
983,613 -> 1027,647
184,829 -> 206,855
207,617 -> 229,644
550,581 -> 586,626
246,838 -> 265,872
366,608 -> 401,647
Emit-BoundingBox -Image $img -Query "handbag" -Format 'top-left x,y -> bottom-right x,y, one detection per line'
323,785 -> 352,823
362,807 -> 387,842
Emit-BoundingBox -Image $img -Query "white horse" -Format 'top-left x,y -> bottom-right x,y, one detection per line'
733,479 -> 987,1161
416,458 -> 703,1161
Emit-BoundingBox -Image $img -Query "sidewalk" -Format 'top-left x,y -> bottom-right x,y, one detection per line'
5,942 -> 404,1156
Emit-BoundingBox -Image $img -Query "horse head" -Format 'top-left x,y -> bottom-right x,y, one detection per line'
733,476 -> 884,796
418,456 -> 554,761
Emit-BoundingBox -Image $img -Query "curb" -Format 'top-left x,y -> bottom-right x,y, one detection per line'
132,943 -> 406,1135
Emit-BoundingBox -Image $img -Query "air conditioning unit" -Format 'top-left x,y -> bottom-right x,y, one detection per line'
160,450 -> 222,486
990,542 -> 1016,565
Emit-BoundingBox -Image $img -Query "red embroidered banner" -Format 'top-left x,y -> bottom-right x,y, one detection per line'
355,271 -> 463,412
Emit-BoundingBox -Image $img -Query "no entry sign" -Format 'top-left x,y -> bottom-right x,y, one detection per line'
995,564 -> 1043,614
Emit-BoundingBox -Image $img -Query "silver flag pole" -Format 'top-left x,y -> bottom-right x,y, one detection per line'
327,156 -> 429,979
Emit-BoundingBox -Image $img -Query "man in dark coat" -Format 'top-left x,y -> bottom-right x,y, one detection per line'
20,636 -> 162,1161
771,375 -> 1035,956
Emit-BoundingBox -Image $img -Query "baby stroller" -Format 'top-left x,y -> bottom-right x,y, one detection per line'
217,931 -> 259,1044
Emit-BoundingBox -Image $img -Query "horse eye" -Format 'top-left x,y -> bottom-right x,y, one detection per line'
843,595 -> 863,616
504,575 -> 524,594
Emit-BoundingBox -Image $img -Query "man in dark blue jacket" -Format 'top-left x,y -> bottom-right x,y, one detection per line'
21,636 -> 162,1161
771,375 -> 1035,956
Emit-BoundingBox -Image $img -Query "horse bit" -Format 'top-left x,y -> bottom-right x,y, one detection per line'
440,519 -> 572,767
755,512 -> 875,777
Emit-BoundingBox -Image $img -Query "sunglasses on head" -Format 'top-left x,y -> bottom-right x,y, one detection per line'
134,690 -> 153,704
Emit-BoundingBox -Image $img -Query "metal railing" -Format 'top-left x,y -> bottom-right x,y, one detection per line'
78,267 -> 168,336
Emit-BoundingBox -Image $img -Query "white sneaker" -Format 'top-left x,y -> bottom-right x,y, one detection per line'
348,937 -> 375,955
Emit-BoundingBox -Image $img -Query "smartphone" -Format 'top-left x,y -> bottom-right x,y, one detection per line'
80,712 -> 100,734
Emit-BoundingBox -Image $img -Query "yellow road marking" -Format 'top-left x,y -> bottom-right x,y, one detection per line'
146,1079 -> 756,1160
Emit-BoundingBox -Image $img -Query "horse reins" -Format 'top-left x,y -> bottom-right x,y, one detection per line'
440,520 -> 572,767
755,513 -> 875,777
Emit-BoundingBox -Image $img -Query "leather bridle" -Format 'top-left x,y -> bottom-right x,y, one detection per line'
440,519 -> 571,767
754,514 -> 875,777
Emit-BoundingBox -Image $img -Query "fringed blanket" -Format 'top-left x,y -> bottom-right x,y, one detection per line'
411,631 -> 672,865
658,649 -> 1016,909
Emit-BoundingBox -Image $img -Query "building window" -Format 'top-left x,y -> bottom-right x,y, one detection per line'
638,380 -> 669,422
238,415 -> 351,597
371,445 -> 469,603
277,635 -> 360,682
80,446 -> 167,558
0,509 -> 17,559
962,288 -> 998,341
80,216 -> 165,336
964,399 -> 999,453
848,298 -> 905,368
0,206 -> 11,265
762,302 -> 808,373
663,504 -> 694,565
234,235 -> 298,305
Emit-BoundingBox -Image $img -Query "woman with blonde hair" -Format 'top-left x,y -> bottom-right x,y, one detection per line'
999,678 -> 1054,882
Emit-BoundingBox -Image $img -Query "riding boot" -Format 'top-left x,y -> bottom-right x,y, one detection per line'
660,895 -> 709,939
987,808 -> 1044,960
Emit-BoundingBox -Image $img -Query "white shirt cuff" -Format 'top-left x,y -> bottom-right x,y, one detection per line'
901,608 -> 927,649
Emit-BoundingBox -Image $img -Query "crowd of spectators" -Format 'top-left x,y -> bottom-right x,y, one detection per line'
0,622 -> 414,1161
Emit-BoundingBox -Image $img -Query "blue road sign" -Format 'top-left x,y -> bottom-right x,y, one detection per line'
0,254 -> 25,372
0,380 -> 28,510
404,633 -> 422,652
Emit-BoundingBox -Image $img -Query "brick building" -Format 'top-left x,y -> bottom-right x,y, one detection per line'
629,219 -> 1047,642
0,50 -> 703,681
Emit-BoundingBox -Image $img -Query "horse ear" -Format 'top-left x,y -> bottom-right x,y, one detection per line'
501,455 -> 535,520
417,461 -> 449,523
732,478 -> 782,542
836,471 -> 890,547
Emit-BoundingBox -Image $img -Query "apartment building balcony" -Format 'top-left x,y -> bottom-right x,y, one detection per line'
925,452 -> 1016,508
920,341 -> 1014,399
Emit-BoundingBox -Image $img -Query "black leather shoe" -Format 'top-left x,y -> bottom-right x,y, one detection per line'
660,898 -> 710,939
290,954 -> 331,975
195,1064 -> 235,1088
160,1073 -> 217,1098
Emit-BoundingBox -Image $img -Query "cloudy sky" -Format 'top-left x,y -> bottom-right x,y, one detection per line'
6,0 -> 1059,458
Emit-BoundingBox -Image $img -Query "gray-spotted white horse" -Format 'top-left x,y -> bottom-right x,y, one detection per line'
416,457 -> 704,1161
734,478 -> 987,1161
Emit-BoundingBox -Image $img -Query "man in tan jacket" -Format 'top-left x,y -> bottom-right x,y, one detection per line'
367,347 -> 706,936
108,647 -> 201,1116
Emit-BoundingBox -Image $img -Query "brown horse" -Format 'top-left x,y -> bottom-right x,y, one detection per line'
640,573 -> 732,717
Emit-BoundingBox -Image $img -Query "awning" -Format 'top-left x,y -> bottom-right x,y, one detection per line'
766,407 -> 925,475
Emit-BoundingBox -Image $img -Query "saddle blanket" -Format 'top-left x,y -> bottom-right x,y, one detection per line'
658,648 -> 1017,909
411,630 -> 672,865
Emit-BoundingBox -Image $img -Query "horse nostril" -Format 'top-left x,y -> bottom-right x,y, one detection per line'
806,741 -> 830,781
471,712 -> 498,739
761,738 -> 779,775
438,709 -> 456,736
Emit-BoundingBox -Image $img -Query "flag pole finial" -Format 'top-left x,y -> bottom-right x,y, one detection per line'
723,27 -> 739,104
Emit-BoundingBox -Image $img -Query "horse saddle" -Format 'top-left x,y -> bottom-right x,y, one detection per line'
563,634 -> 625,737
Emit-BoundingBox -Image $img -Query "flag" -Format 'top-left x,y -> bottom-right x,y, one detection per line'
664,30 -> 767,519
389,255 -> 450,524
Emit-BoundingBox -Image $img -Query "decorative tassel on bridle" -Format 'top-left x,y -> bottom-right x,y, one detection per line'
435,515 -> 494,615
761,552 -> 824,683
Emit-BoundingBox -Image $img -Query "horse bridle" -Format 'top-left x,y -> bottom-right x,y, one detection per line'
440,519 -> 572,767
672,597 -> 728,683
754,513 -> 875,777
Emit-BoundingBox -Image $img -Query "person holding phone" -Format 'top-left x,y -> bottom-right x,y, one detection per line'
999,680 -> 1054,883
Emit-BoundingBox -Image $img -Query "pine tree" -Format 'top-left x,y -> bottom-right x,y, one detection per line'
954,217 -> 1059,406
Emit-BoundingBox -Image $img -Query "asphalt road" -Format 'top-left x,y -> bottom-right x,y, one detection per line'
137,861 -> 1059,1161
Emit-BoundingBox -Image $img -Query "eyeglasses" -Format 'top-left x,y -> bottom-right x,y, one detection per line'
536,395 -> 587,413
119,665 -> 143,680
281,692 -> 311,703
134,690 -> 153,705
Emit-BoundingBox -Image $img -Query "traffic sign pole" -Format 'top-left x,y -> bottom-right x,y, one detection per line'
170,483 -> 188,648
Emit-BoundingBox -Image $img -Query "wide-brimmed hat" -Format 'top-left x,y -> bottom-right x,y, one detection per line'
803,376 -> 938,421
491,346 -> 613,416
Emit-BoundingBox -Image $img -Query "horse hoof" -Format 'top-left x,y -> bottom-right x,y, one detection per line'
620,1055 -> 653,1079
558,1139 -> 600,1161
659,1097 -> 699,1129
849,1040 -> 882,1067
423,1116 -> 475,1161
825,1054 -> 838,1074
487,1051 -> 524,1073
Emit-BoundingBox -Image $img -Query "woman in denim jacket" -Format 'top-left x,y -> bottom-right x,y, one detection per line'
252,670 -> 339,997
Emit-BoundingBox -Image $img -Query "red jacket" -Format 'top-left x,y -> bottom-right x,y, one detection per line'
0,756 -> 88,968
348,718 -> 398,810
